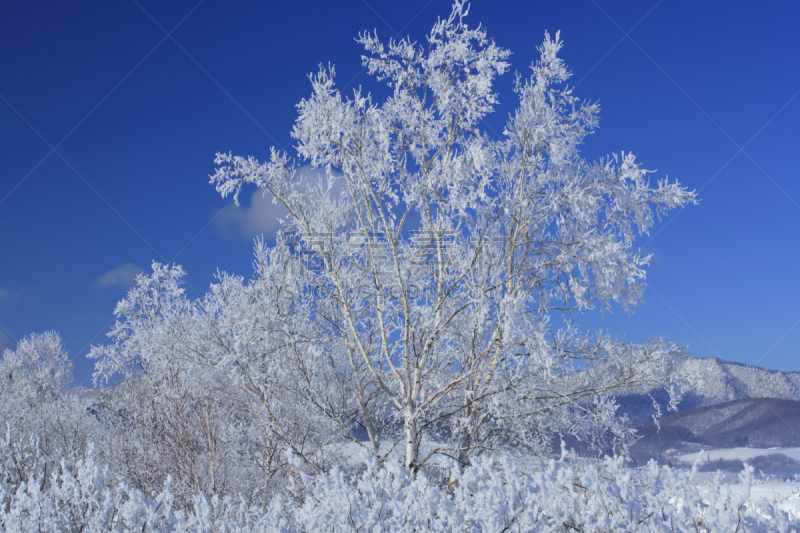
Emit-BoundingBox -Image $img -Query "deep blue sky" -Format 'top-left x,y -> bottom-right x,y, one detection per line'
1,0 -> 798,386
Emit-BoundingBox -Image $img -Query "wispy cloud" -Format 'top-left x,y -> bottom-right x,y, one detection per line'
96,263 -> 144,288
213,188 -> 290,239
213,165 -> 342,239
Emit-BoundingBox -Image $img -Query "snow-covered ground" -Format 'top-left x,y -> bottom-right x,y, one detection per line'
679,446 -> 800,463
675,447 -> 800,518
693,480 -> 800,515
750,482 -> 800,514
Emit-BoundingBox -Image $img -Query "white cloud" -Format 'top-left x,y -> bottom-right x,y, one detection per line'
214,187 -> 290,239
97,263 -> 144,288
214,165 -> 343,239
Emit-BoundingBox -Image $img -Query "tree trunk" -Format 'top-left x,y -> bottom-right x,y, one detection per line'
403,413 -> 419,478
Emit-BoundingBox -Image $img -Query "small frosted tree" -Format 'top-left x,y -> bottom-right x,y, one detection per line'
0,331 -> 71,404
210,1 -> 696,475
89,264 -> 257,506
0,331 -> 94,492
89,261 -> 337,503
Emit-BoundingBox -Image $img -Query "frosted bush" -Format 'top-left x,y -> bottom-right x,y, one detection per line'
290,453 -> 799,532
2,440 -> 795,532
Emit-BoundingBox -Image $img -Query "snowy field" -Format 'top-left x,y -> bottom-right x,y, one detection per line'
750,482 -> 800,514
679,446 -> 800,463
695,480 -> 800,515
676,447 -> 800,516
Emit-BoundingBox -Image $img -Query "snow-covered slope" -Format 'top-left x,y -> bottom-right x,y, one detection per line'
691,357 -> 800,403
638,397 -> 800,448
615,356 -> 800,425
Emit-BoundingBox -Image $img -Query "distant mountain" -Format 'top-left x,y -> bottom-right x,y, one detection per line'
688,357 -> 800,403
614,356 -> 800,425
629,397 -> 800,464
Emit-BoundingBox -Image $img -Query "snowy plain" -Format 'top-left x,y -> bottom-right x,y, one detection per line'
675,447 -> 800,516
679,447 -> 800,464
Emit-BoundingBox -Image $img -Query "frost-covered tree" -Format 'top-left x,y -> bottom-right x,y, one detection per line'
210,1 -> 696,476
1,331 -> 71,403
192,242 -> 345,478
89,261 -> 336,505
89,264 -> 262,507
0,332 -> 93,494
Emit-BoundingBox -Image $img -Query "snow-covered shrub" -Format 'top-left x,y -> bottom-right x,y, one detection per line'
288,453 -> 799,532
0,443 -> 288,533
0,445 -> 797,532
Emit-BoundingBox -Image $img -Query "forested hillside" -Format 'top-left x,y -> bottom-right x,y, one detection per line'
615,355 -> 800,424
629,398 -> 800,463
